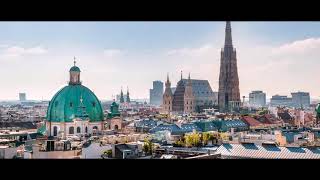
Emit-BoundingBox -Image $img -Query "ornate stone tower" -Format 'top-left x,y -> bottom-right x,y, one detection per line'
162,73 -> 173,114
120,87 -> 124,103
218,21 -> 241,112
126,87 -> 130,103
184,73 -> 195,113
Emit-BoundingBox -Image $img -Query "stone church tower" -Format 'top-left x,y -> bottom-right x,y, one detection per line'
218,21 -> 241,112
184,73 -> 195,113
162,74 -> 173,114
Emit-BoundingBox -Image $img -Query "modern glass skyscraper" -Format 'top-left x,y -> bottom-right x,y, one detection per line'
150,81 -> 164,106
249,91 -> 266,108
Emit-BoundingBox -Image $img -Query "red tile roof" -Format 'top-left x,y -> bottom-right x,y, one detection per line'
258,114 -> 283,124
242,116 -> 264,127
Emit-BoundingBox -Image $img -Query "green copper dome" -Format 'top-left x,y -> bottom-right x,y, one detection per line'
107,101 -> 120,119
46,84 -> 104,122
70,66 -> 81,72
316,104 -> 320,115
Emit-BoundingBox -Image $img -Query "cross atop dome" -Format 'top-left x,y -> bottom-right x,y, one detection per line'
74,56 -> 76,66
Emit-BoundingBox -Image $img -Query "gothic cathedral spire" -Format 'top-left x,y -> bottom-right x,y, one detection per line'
120,87 -> 124,103
218,21 -> 241,112
224,21 -> 233,48
126,86 -> 130,103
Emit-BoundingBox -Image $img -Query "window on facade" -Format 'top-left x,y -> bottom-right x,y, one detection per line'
53,126 -> 58,136
77,127 -> 81,133
85,127 -> 88,133
69,127 -> 74,134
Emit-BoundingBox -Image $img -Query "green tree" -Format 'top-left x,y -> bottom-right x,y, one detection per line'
143,138 -> 154,155
185,134 -> 193,147
202,132 -> 210,146
185,132 -> 201,147
193,132 -> 201,147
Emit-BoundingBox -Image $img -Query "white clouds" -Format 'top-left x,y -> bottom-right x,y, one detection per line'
0,45 -> 48,58
166,44 -> 219,57
163,37 -> 320,98
102,49 -> 123,58
272,38 -> 320,55
2,34 -> 320,100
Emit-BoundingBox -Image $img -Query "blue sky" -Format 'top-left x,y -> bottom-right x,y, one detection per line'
0,21 -> 319,101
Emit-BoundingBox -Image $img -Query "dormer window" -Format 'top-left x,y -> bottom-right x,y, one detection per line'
70,102 -> 73,107
92,102 -> 96,107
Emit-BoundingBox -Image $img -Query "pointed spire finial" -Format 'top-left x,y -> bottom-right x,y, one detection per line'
188,72 -> 191,80
73,56 -> 76,66
167,72 -> 169,82
225,21 -> 233,47
181,70 -> 183,80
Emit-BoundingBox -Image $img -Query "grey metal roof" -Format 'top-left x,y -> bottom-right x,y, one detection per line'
224,120 -> 247,127
149,124 -> 183,134
135,119 -> 158,128
216,143 -> 320,159
180,79 -> 215,98
180,123 -> 202,133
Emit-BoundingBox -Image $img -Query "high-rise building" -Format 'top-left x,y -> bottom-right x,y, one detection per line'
249,91 -> 266,108
149,81 -> 164,106
291,91 -> 310,108
19,93 -> 26,101
218,21 -> 241,112
270,95 -> 292,107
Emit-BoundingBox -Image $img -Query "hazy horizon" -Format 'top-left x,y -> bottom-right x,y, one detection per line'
0,22 -> 319,101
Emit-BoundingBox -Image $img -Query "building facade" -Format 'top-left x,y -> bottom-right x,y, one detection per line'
249,91 -> 266,108
162,75 -> 173,114
19,93 -> 26,101
150,81 -> 164,106
162,73 -> 217,114
270,95 -> 292,107
45,61 -> 105,138
218,21 -> 241,112
291,91 -> 310,108
171,73 -> 195,114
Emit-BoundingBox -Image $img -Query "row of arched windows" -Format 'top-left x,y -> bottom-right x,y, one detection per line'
53,126 -> 98,136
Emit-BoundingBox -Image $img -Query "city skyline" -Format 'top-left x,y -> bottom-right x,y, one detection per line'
0,22 -> 320,100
